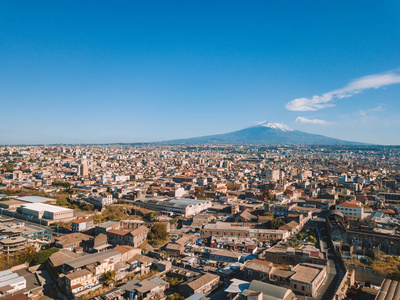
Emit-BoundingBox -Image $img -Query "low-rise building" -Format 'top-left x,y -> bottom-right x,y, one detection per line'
0,270 -> 27,297
336,200 -> 365,219
180,273 -> 220,297
17,203 -> 74,220
71,217 -> 94,232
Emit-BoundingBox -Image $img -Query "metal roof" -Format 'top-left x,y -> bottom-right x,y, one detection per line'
16,196 -> 57,203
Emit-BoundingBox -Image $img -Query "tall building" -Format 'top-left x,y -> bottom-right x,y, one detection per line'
80,164 -> 88,177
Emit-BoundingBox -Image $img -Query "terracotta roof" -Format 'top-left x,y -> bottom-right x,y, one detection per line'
72,218 -> 93,224
337,200 -> 361,208
114,245 -> 138,254
107,229 -> 131,236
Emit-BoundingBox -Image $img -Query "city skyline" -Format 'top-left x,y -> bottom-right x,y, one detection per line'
1,1 -> 400,145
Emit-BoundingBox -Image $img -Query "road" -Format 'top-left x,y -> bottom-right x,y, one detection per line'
312,216 -> 345,300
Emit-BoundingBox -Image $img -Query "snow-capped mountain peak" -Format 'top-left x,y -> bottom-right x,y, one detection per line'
256,121 -> 294,132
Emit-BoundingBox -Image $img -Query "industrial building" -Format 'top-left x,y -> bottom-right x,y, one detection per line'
17,203 -> 74,220
135,198 -> 212,217
0,270 -> 27,296
15,196 -> 57,204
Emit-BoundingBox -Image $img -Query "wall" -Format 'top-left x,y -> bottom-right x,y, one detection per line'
345,264 -> 386,286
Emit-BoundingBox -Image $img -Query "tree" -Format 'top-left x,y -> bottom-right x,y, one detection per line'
263,190 -> 274,201
167,293 -> 184,300
308,235 -> 317,244
30,247 -> 59,266
166,276 -> 183,286
263,212 -> 274,217
266,218 -> 286,229
52,181 -> 71,188
148,223 -> 169,246
194,187 -> 206,200
102,270 -> 116,287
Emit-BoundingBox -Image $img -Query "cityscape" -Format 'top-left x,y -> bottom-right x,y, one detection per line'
1,1 -> 400,300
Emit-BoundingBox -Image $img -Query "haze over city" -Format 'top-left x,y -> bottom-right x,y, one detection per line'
1,1 -> 400,145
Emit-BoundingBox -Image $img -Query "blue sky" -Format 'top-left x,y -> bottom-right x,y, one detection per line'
1,1 -> 400,144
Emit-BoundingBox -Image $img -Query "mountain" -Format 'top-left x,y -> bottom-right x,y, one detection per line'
160,122 -> 364,145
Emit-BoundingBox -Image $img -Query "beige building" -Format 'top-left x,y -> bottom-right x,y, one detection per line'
180,273 -> 220,297
18,203 -> 74,220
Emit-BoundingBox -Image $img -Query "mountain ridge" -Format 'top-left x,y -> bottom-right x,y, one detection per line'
158,122 -> 366,145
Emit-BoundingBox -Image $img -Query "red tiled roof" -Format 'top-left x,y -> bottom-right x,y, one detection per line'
107,229 -> 130,236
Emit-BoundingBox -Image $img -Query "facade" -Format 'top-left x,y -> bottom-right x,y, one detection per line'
209,249 -> 241,263
18,203 -> 74,220
106,225 -> 148,248
0,236 -> 27,256
201,222 -> 289,244
71,217 -> 94,232
0,270 -> 27,296
244,259 -> 273,281
136,198 -> 212,217
336,200 -> 364,219
270,263 -> 327,297
180,273 -> 220,297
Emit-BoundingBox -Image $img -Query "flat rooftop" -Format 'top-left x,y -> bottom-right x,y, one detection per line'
16,196 -> 57,203
21,203 -> 72,213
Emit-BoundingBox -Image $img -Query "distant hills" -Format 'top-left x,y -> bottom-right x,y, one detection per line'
159,122 -> 365,145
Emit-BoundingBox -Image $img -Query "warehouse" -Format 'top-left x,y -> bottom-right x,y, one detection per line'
18,203 -> 74,220
0,270 -> 26,295
16,196 -> 57,204
135,198 -> 212,217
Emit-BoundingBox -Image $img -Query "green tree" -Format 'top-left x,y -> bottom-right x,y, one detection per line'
194,187 -> 206,200
30,247 -> 59,266
266,218 -> 286,229
148,223 -> 169,246
167,293 -> 184,300
166,276 -> 183,286
102,270 -> 116,287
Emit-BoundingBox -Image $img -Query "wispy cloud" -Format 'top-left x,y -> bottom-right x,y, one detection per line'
359,105 -> 383,117
295,117 -> 329,125
285,71 -> 400,111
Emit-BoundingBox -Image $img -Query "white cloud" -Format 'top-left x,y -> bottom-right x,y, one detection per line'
285,71 -> 400,111
359,105 -> 383,117
295,117 -> 329,125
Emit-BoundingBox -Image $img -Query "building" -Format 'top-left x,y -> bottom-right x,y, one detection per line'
243,259 -> 273,281
54,233 -> 92,250
15,196 -> 57,204
375,279 -> 400,300
180,273 -> 220,297
209,249 -> 242,263
336,200 -> 365,219
0,236 -> 27,256
80,164 -> 88,177
136,198 -> 212,217
225,279 -> 296,300
0,270 -> 27,296
121,278 -> 169,300
270,263 -> 327,297
71,217 -> 94,232
200,222 -> 289,245
106,225 -> 148,248
263,245 -> 327,266
17,203 -> 74,220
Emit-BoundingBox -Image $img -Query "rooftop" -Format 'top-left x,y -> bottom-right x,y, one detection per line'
21,203 -> 72,213
16,196 -> 57,203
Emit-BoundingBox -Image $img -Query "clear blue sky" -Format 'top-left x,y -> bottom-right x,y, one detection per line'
1,1 -> 400,144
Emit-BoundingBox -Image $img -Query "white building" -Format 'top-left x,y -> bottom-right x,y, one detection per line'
336,200 -> 364,219
18,203 -> 74,220
0,270 -> 27,295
